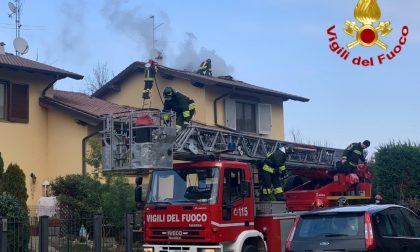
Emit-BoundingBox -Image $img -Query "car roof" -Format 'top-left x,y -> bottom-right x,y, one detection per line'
301,204 -> 406,216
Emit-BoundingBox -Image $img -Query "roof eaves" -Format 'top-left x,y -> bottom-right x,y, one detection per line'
92,62 -> 144,98
0,63 -> 83,80
39,96 -> 101,126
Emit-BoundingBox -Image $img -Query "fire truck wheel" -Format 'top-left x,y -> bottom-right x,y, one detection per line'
284,175 -> 304,192
242,244 -> 258,252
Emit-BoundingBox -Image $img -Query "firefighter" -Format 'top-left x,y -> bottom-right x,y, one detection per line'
339,140 -> 370,174
260,146 -> 292,201
142,59 -> 158,100
162,87 -> 196,130
375,194 -> 383,204
197,59 -> 212,76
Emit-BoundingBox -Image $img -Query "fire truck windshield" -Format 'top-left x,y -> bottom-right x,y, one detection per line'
147,168 -> 219,205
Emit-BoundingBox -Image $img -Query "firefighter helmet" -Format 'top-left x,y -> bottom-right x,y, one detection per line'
163,86 -> 175,100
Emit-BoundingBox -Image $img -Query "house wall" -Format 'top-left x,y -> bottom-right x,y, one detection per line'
103,72 -> 285,140
0,69 -> 90,207
46,109 -> 88,181
0,69 -> 51,206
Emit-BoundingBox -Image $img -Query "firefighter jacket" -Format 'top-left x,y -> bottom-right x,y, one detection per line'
163,92 -> 195,119
199,60 -> 211,70
262,149 -> 287,174
144,65 -> 157,81
342,142 -> 366,167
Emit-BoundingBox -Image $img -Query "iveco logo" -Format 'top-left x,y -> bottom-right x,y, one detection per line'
320,242 -> 330,246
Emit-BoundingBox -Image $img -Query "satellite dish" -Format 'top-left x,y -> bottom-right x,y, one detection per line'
13,37 -> 29,54
8,2 -> 17,13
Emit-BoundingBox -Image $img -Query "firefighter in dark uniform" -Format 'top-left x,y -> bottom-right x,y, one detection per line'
197,59 -> 212,76
162,87 -> 196,130
142,60 -> 158,100
260,146 -> 292,201
340,140 -> 370,174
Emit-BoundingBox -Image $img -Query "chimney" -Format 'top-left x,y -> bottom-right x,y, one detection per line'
0,42 -> 5,55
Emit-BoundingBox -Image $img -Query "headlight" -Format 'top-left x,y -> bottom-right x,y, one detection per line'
199,249 -> 221,252
143,248 -> 154,252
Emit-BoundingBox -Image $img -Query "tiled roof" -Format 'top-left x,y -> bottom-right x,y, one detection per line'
0,53 -> 83,80
52,90 -> 133,116
92,61 -> 309,102
39,90 -> 134,125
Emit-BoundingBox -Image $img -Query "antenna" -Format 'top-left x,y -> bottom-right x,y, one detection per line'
13,37 -> 28,54
8,2 -> 17,13
147,16 -> 164,60
7,0 -> 29,56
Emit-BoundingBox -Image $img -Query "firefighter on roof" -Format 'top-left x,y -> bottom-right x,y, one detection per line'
143,59 -> 158,100
340,140 -> 370,174
197,59 -> 212,76
260,146 -> 293,201
162,87 -> 196,130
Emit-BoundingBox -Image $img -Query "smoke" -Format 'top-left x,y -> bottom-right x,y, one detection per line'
170,33 -> 234,76
58,0 -> 86,52
100,0 -> 234,76
101,0 -> 170,59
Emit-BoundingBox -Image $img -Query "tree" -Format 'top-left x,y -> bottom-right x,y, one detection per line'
372,141 -> 420,212
0,163 -> 28,207
84,61 -> 113,95
86,136 -> 102,171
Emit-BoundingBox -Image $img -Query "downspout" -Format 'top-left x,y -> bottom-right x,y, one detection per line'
213,88 -> 238,131
82,131 -> 100,176
41,75 -> 60,97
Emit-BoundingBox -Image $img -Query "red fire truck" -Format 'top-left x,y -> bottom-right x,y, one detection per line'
101,111 -> 372,252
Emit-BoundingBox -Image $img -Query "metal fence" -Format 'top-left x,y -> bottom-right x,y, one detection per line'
0,214 -> 143,252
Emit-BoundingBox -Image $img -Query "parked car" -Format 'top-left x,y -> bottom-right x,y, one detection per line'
285,204 -> 420,252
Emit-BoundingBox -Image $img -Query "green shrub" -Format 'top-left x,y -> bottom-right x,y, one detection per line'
51,174 -> 102,218
372,141 -> 420,211
0,194 -> 29,252
0,163 -> 28,207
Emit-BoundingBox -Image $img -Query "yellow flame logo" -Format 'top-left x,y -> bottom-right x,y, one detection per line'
354,0 -> 381,25
344,0 -> 392,50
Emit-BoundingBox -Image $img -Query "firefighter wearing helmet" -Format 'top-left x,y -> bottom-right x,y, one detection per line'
260,146 -> 294,201
143,59 -> 158,100
162,87 -> 196,130
197,58 -> 212,76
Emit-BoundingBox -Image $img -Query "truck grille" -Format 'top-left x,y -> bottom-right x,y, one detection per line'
149,227 -> 205,240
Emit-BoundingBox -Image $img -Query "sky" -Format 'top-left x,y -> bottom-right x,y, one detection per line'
1,0 -> 419,153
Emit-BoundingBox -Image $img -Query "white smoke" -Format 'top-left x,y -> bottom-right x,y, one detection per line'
101,0 -> 234,76
169,33 -> 235,76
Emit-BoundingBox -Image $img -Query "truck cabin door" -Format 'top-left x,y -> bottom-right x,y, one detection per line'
222,168 -> 252,222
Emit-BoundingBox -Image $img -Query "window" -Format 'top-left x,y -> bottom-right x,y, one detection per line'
400,208 -> 420,238
0,82 -> 6,119
222,168 -> 244,203
387,208 -> 413,237
0,80 -> 29,123
147,168 -> 219,204
225,98 -> 272,134
236,101 -> 256,133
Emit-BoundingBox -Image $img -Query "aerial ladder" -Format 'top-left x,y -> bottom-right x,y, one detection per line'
101,110 -> 372,210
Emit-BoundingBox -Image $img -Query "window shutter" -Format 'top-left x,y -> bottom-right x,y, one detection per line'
258,103 -> 272,134
9,83 -> 29,123
225,98 -> 236,130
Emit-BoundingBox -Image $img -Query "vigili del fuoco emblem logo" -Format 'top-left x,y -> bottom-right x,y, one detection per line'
327,0 -> 409,66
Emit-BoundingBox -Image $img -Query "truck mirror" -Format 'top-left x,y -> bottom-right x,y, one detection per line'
135,184 -> 144,209
136,176 -> 143,185
240,181 -> 250,198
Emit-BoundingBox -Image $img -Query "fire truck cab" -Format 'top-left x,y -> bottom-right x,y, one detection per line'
141,161 -> 297,252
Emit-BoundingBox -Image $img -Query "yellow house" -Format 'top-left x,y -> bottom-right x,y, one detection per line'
0,54 -> 308,209
0,53 -> 132,208
93,62 -> 309,140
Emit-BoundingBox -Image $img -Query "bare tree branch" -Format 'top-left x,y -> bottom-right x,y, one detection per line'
83,62 -> 113,95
